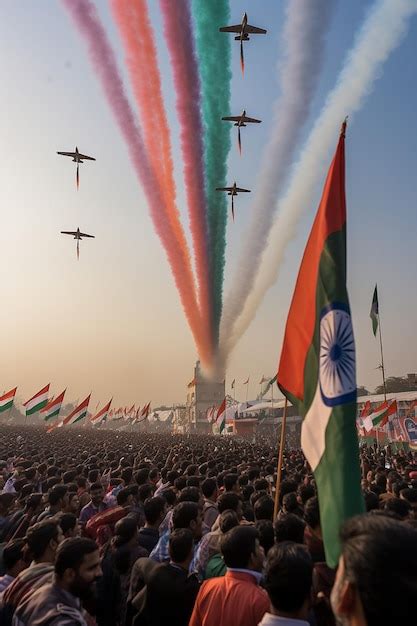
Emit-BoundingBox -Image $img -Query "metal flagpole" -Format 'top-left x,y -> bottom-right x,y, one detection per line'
273,397 -> 288,520
378,309 -> 387,402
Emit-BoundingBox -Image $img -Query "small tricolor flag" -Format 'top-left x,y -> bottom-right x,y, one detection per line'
0,388 -> 17,414
231,379 -> 235,390
243,377 -> 250,385
216,398 -> 226,434
277,122 -> 364,568
24,384 -> 50,416
370,285 -> 379,337
363,400 -> 398,432
62,395 -> 91,426
41,390 -> 66,422
91,399 -> 112,425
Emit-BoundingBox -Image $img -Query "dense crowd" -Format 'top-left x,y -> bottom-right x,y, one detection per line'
0,425 -> 416,626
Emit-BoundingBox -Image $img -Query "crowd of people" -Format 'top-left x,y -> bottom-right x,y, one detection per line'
0,425 -> 416,626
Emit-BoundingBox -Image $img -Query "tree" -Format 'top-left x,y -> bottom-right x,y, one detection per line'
357,386 -> 369,397
375,376 -> 417,395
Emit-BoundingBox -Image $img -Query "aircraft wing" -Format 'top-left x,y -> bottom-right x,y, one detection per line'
79,232 -> 95,238
221,116 -> 241,122
61,231 -> 78,236
235,187 -> 251,193
216,187 -> 233,192
57,151 -> 76,158
242,115 -> 261,123
78,153 -> 96,161
219,24 -> 242,34
245,25 -> 267,35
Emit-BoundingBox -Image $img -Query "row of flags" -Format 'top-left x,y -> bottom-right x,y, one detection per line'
0,385 -> 151,431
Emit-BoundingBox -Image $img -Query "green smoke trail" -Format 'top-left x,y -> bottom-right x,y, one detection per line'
192,0 -> 232,347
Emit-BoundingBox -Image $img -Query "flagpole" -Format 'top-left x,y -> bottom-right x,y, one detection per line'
246,381 -> 249,403
273,397 -> 288,520
378,309 -> 387,402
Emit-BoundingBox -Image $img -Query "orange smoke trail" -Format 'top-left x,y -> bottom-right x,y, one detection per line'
111,0 -> 212,364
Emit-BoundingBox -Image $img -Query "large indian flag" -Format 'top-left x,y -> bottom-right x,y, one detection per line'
277,122 -> 364,568
41,390 -> 66,422
24,384 -> 50,416
62,395 -> 91,426
0,388 -> 17,414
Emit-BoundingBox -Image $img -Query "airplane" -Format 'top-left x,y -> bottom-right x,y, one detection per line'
219,13 -> 267,74
61,228 -> 95,260
216,182 -> 251,221
221,110 -> 261,154
57,147 -> 96,189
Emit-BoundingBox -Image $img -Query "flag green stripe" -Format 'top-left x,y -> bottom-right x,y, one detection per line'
44,408 -> 61,421
313,407 -> 365,568
72,411 -> 87,424
0,400 -> 13,413
26,399 -> 48,415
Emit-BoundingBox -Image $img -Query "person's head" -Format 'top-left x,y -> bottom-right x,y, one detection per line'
304,497 -> 321,533
400,487 -> 417,519
297,483 -> 315,506
49,485 -> 69,511
60,513 -> 81,538
254,478 -> 269,493
144,496 -> 167,527
384,497 -> 411,520
169,528 -> 194,568
217,492 -> 243,519
161,488 -> 177,508
254,495 -> 274,522
25,520 -> 64,564
3,539 -> 26,578
172,502 -> 202,541
116,487 -> 134,508
149,468 -> 160,485
201,478 -> 218,501
275,514 -> 306,545
90,482 -> 104,506
178,486 -> 201,505
223,473 -> 240,493
363,491 -> 379,513
67,493 -> 80,515
256,520 -> 275,556
218,509 -> 240,534
55,538 -> 102,601
264,542 -> 313,620
392,479 -> 408,498
331,514 -> 417,626
114,516 -> 138,547
138,483 -> 154,503
0,492 -> 15,516
221,526 -> 264,572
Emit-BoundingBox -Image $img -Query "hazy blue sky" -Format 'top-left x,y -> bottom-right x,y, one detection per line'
1,0 -> 416,408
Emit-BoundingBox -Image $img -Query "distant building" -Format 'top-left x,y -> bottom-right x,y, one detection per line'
186,361 -> 225,434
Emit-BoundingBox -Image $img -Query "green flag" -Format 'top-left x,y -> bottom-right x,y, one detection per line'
370,285 -> 379,336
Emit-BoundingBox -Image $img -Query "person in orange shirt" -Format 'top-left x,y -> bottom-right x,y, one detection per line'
189,525 -> 268,626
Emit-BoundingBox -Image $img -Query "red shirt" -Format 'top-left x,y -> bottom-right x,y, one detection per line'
189,570 -> 269,626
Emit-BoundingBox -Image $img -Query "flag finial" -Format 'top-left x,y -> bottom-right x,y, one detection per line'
340,117 -> 348,137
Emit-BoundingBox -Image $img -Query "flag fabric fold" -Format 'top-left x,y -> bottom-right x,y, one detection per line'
24,384 -> 50,416
370,285 -> 379,336
41,390 -> 66,422
215,398 -> 226,434
62,395 -> 91,426
91,399 -> 112,425
277,122 -> 364,567
363,400 -> 397,432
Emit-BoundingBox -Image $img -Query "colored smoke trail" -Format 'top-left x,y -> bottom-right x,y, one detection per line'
61,0 -> 212,366
192,0 -> 232,345
223,0 -> 417,359
220,0 -> 335,359
159,0 -> 212,348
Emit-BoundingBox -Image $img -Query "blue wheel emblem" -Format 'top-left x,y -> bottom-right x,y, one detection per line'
319,303 -> 356,407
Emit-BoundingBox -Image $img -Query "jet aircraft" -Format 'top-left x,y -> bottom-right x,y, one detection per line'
216,182 -> 251,221
61,227 -> 95,260
221,110 -> 261,154
219,13 -> 267,73
57,147 -> 96,189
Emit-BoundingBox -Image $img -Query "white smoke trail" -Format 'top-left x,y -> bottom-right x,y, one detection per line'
222,0 -> 417,360
219,0 -> 335,351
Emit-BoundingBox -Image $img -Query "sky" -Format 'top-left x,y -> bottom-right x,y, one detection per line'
0,0 -> 416,409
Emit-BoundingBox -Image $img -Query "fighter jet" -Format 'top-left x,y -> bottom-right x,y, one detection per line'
216,182 -> 251,221
221,110 -> 261,154
220,13 -> 267,74
57,147 -> 96,189
61,228 -> 95,260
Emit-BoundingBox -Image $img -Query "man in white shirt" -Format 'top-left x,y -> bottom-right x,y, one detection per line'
259,541 -> 313,626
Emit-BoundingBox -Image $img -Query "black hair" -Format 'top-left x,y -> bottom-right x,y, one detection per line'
384,497 -> 411,520
254,478 -> 269,492
221,526 -> 259,568
174,477 -> 187,492
178,487 -> 200,504
144,496 -> 166,525
223,473 -> 239,492
138,483 -> 154,502
48,485 -> 68,506
3,539 -> 24,571
219,509 -> 240,534
55,537 -> 98,578
116,487 -> 132,506
172,502 -> 199,530
217,492 -> 241,514
25,520 -> 60,561
187,476 -> 201,488
161,488 -> 177,507
60,513 -> 78,535
201,478 -> 217,499
275,513 -> 306,544
265,542 -> 313,612
256,520 -> 275,555
297,484 -> 315,505
304,496 -> 321,530
341,514 -> 417,626
400,488 -> 417,504
254,495 -> 274,522
169,528 -> 194,563
363,491 -> 380,512
89,482 -> 103,493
